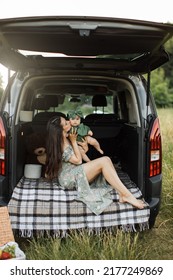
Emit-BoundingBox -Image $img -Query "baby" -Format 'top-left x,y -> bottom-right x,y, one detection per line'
67,109 -> 103,162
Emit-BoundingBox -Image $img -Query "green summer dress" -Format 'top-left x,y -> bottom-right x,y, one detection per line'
58,145 -> 113,215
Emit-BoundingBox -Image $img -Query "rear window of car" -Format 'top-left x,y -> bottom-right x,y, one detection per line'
48,95 -> 114,117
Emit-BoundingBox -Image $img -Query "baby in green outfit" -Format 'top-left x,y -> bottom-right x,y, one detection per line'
67,109 -> 103,162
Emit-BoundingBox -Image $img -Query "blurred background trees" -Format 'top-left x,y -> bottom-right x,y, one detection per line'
150,36 -> 173,107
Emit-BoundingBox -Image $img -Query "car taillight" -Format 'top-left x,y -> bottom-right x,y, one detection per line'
149,117 -> 162,177
0,117 -> 6,175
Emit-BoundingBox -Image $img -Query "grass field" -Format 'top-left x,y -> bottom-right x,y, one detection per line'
20,109 -> 173,260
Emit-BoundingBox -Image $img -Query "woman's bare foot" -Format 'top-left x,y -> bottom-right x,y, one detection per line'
119,194 -> 145,209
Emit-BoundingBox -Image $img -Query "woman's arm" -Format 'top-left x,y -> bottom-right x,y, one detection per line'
68,132 -> 82,165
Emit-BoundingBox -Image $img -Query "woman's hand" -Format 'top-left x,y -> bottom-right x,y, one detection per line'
68,128 -> 78,144
68,128 -> 82,164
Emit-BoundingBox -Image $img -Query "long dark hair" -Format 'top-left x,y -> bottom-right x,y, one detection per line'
45,116 -> 63,180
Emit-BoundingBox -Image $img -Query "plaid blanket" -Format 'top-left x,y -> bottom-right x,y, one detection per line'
8,169 -> 150,237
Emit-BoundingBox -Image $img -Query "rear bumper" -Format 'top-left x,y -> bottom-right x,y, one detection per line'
147,197 -> 161,228
148,197 -> 161,216
145,174 -> 162,227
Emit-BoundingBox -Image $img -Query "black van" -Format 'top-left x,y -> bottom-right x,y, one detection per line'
0,16 -> 173,229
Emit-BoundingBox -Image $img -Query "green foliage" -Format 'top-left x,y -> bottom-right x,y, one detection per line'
150,68 -> 173,107
147,36 -> 173,108
163,36 -> 173,87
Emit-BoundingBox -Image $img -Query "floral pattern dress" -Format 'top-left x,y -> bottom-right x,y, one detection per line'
58,145 -> 113,215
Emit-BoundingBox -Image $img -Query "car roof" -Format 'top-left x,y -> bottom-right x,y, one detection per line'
0,16 -> 173,73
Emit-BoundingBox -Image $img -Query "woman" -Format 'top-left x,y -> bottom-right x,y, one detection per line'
45,116 -> 145,215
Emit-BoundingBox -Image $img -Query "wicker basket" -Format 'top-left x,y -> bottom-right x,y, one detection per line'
0,206 -> 14,246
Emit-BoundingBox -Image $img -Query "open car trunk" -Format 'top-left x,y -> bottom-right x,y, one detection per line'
8,73 -> 144,191
0,16 -> 173,73
9,80 -> 149,235
1,16 -> 173,232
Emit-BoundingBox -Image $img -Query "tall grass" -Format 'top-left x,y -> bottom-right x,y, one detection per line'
24,230 -> 148,260
21,109 -> 173,260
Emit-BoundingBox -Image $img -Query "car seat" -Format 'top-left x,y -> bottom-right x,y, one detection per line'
31,95 -> 66,131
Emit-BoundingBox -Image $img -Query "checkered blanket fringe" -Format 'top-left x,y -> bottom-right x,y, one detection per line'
8,169 -> 150,238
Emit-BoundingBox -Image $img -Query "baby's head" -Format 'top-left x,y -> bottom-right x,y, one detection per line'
67,110 -> 83,127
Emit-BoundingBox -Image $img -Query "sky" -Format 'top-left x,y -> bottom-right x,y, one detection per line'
0,0 -> 173,88
0,0 -> 173,23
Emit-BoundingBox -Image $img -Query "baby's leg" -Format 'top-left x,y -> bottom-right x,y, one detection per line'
78,145 -> 91,162
86,136 -> 104,154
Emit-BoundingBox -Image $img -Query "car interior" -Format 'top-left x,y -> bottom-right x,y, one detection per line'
12,75 -> 142,189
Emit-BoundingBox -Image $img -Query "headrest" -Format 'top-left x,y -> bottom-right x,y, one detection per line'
92,95 -> 107,107
32,112 -> 67,124
32,98 -> 50,110
44,95 -> 59,107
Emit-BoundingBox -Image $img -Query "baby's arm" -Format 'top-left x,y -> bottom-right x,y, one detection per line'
88,130 -> 93,136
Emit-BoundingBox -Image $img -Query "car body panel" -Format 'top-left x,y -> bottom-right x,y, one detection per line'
0,16 -> 173,73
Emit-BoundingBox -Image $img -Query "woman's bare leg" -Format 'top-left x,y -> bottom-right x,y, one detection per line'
82,156 -> 144,209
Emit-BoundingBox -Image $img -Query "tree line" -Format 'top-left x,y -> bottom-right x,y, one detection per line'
151,37 -> 173,107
